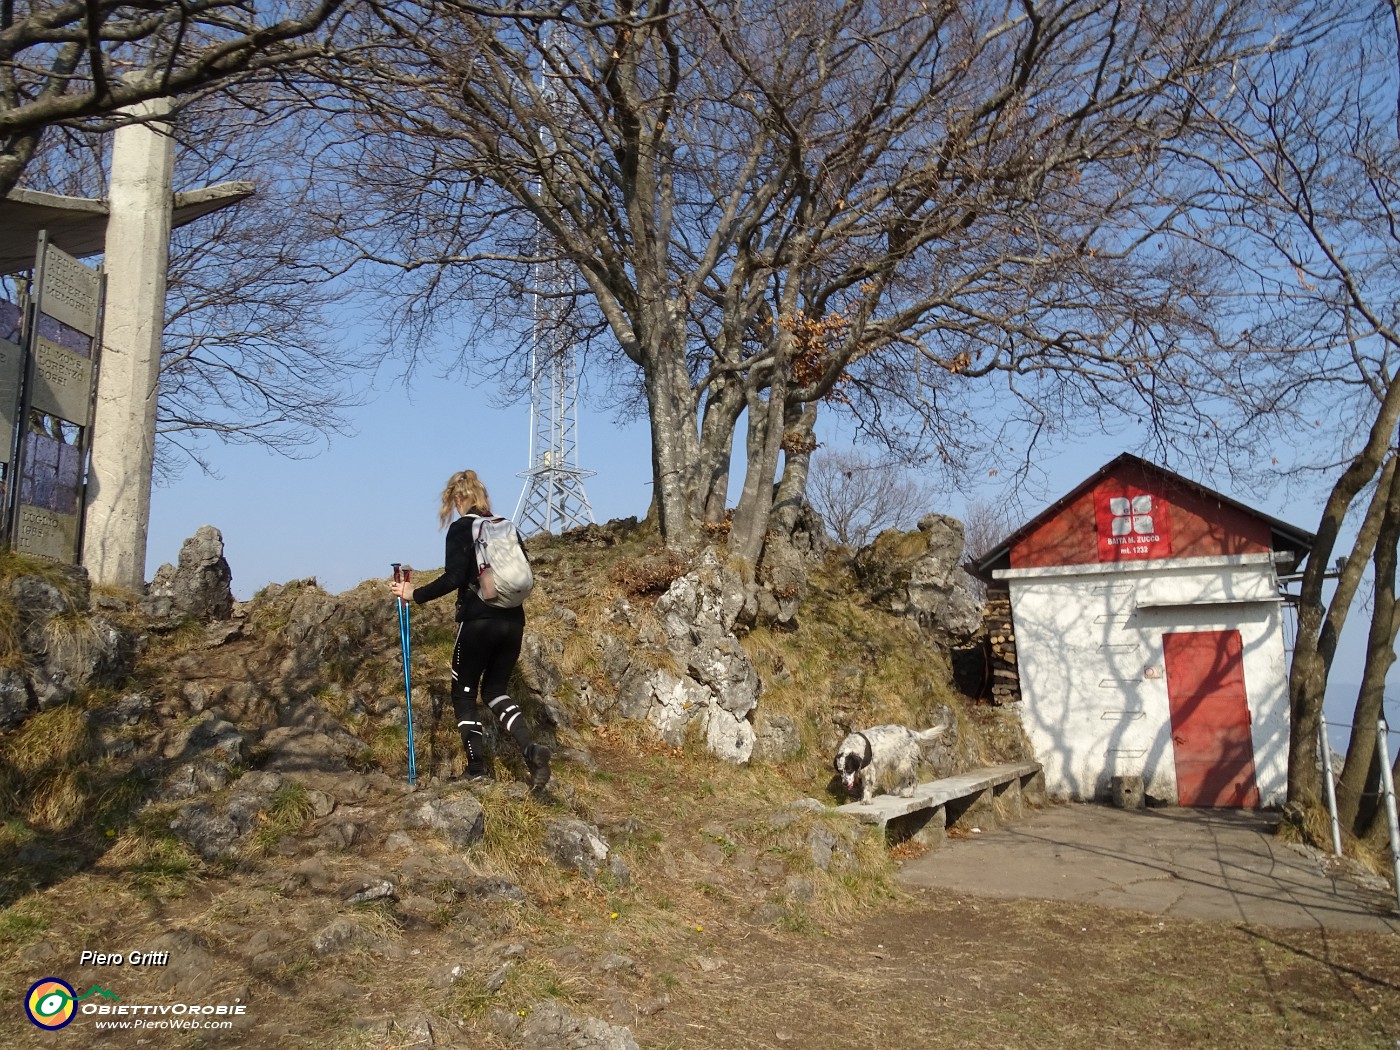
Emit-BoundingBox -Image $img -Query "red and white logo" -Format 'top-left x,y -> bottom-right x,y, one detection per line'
1108,495 -> 1156,538
1095,488 -> 1172,561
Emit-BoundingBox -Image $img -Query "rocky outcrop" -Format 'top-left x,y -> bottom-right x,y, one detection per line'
409,795 -> 486,850
643,550 -> 759,763
1,564 -> 137,728
542,818 -> 631,883
518,547 -> 765,765
852,513 -> 982,643
142,525 -> 234,623
169,770 -> 287,860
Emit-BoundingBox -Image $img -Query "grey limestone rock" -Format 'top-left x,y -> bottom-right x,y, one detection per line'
142,525 -> 234,623
853,513 -> 982,643
312,917 -> 370,956
168,769 -> 285,859
643,671 -> 710,746
703,706 -> 755,764
0,668 -> 32,729
687,636 -> 758,718
411,795 -> 486,850
514,1001 -> 640,1050
542,818 -> 612,879
752,712 -> 801,764
146,930 -> 218,995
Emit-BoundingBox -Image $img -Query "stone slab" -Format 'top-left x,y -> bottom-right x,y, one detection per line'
834,761 -> 1042,825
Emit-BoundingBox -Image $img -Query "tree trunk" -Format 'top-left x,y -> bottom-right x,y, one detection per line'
1289,370 -> 1400,804
642,307 -> 704,549
1362,746 -> 1400,854
1339,458 -> 1400,836
697,375 -> 744,524
726,357 -> 789,574
771,400 -> 818,537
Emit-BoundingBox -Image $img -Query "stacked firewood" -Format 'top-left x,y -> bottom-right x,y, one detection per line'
984,588 -> 1021,706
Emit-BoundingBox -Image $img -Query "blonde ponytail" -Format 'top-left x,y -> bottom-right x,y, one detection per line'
438,470 -> 492,527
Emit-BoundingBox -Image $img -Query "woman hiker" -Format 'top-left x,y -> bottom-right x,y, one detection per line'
389,469 -> 551,791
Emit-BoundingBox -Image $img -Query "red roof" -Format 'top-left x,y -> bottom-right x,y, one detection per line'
972,454 -> 1314,577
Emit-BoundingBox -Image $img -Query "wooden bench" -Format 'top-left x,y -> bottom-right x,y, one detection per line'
833,761 -> 1044,844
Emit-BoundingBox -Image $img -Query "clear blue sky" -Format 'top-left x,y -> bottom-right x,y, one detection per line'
145,369 -> 656,598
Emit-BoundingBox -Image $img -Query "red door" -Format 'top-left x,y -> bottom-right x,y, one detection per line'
1162,630 -> 1261,808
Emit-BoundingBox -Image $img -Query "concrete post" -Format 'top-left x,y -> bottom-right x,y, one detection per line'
82,93 -> 174,590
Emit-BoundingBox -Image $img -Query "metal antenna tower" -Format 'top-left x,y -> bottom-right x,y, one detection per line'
513,300 -> 596,535
513,39 -> 596,535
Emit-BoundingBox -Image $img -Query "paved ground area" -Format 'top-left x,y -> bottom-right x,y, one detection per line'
897,801 -> 1400,933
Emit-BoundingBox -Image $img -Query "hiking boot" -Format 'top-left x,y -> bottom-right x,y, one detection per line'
525,744 -> 552,793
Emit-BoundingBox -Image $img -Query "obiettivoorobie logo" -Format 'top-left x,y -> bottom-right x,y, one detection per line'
24,978 -> 119,1029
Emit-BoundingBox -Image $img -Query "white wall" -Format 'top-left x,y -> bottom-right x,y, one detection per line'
997,554 -> 1291,807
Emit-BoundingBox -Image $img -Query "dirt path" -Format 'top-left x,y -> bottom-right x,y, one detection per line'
636,887 -> 1400,1049
635,804 -> 1400,1050
898,803 -> 1400,933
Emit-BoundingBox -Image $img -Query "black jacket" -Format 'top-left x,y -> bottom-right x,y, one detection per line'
411,515 -> 526,623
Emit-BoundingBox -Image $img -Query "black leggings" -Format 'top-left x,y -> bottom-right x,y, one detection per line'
451,617 -> 530,768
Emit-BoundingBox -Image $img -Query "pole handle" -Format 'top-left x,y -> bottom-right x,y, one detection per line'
391,562 -> 402,584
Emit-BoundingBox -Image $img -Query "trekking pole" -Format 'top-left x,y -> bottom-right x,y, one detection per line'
392,564 -> 418,786
403,566 -> 418,785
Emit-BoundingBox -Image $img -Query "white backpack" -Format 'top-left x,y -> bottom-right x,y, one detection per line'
471,516 -> 534,608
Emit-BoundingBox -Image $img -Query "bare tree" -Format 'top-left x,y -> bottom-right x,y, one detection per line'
155,100 -> 367,475
335,0 -> 1318,579
16,98 -> 367,476
0,0 -> 354,198
1177,2 -> 1400,815
806,449 -> 935,549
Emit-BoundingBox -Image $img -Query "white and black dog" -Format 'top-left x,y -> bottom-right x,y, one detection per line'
834,724 -> 947,804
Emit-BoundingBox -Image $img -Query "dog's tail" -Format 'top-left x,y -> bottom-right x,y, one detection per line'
915,725 -> 948,742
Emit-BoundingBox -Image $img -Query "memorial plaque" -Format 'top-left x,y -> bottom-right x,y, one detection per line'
20,432 -> 82,515
12,431 -> 84,562
5,240 -> 101,562
31,335 -> 94,426
0,337 -> 20,457
14,504 -> 79,563
37,243 -> 100,336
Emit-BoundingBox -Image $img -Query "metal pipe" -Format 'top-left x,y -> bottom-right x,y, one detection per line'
1374,720 -> 1400,913
1319,719 -> 1343,857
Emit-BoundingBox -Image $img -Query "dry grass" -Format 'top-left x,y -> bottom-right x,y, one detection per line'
249,781 -> 321,853
738,555 -> 970,778
0,550 -> 90,672
3,703 -> 90,776
1278,800 -> 1393,878
609,549 -> 691,597
0,600 -> 21,673
140,615 -> 208,659
25,768 -> 90,831
38,610 -> 109,670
